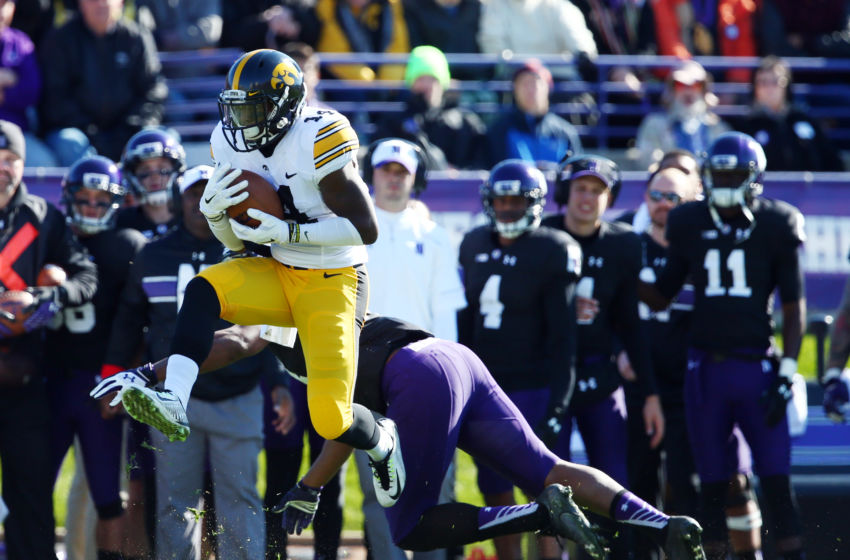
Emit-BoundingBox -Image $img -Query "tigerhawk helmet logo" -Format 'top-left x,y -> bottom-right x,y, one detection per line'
271,62 -> 299,90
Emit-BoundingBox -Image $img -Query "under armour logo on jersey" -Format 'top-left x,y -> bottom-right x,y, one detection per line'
587,256 -> 604,268
501,255 -> 517,266
735,228 -> 752,242
192,251 -> 206,261
687,360 -> 700,371
577,378 -> 598,392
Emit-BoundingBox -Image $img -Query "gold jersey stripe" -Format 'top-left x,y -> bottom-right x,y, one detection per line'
317,119 -> 344,136
313,121 -> 358,163
231,50 -> 260,90
315,140 -> 359,169
313,120 -> 349,155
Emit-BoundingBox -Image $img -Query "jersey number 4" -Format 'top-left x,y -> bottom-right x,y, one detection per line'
479,275 -> 505,329
704,248 -> 752,297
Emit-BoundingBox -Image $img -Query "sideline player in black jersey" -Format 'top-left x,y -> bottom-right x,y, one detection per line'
92,315 -> 708,560
635,165 -> 763,560
458,159 -> 582,560
116,128 -> 185,239
48,156 -> 148,560
640,132 -> 806,560
542,154 -> 664,559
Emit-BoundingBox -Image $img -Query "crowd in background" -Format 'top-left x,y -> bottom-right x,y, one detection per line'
1,0 -> 849,171
0,1 -> 849,560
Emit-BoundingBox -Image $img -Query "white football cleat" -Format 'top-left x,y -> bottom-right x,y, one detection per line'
368,417 -> 405,507
121,386 -> 190,443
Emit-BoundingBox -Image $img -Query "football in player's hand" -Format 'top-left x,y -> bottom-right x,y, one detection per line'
0,290 -> 35,337
226,170 -> 285,228
37,264 -> 67,287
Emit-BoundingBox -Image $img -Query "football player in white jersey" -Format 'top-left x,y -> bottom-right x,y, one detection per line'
92,49 -> 406,508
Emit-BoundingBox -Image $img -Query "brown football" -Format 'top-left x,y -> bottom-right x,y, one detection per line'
226,170 -> 285,228
37,264 -> 67,287
0,290 -> 35,337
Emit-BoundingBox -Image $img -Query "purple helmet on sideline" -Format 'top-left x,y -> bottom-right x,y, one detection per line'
702,131 -> 766,209
121,129 -> 186,205
480,159 -> 548,238
62,155 -> 125,235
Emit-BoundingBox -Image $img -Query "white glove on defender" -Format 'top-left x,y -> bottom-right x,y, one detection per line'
199,161 -> 249,220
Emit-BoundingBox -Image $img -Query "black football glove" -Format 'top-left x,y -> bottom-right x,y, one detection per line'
761,376 -> 793,427
273,481 -> 321,535
761,358 -> 796,427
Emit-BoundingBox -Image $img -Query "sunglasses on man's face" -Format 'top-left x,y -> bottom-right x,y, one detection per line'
647,190 -> 682,204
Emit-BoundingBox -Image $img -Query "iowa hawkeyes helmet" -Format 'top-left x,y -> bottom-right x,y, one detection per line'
218,49 -> 306,152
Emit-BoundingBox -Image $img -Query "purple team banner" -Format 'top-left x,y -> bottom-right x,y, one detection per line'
417,171 -> 850,313
25,170 -> 850,311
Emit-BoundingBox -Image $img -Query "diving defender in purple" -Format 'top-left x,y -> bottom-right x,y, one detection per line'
265,316 -> 706,559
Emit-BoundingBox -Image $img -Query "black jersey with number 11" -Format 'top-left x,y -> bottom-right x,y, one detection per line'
655,198 -> 805,353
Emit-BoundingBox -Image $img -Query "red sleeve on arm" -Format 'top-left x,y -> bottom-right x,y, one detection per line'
100,364 -> 124,379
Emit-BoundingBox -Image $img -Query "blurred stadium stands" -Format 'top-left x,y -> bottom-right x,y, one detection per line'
158,50 -> 850,167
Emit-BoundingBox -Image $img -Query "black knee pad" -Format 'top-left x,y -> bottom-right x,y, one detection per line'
95,499 -> 124,520
726,473 -> 757,508
759,474 -> 802,539
700,481 -> 729,543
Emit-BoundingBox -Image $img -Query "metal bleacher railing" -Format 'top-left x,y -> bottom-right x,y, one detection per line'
160,50 -> 850,151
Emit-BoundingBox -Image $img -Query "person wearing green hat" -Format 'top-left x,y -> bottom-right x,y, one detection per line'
374,45 -> 488,170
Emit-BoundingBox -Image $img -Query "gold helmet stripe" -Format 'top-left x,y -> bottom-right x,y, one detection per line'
232,50 -> 261,90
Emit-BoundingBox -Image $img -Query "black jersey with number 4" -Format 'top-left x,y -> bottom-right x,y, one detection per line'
655,198 -> 805,352
541,216 -> 656,404
458,225 -> 581,393
46,228 -> 147,373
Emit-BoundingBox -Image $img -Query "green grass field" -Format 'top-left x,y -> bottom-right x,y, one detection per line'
49,333 -> 825,556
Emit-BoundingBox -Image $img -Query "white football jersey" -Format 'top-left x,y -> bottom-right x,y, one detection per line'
210,106 -> 367,269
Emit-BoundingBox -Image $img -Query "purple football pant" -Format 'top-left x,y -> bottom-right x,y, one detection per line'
685,349 -> 789,483
559,387 -> 629,485
49,370 -> 123,513
474,387 -> 551,495
382,338 -> 558,544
